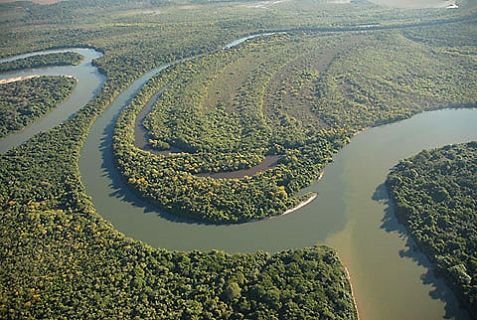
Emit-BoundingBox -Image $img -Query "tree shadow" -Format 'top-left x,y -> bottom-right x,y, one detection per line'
97,106 -> 216,226
373,183 -> 470,320
95,86 -> 284,227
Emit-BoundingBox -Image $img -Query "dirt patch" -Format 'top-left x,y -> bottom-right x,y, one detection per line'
0,75 -> 40,84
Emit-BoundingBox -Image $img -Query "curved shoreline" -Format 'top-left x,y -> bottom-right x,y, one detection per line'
0,47 -> 105,153
282,192 -> 318,216
121,11 -> 477,181
133,87 -> 285,178
1,16 -> 472,318
0,74 -> 75,85
344,266 -> 361,320
126,14 -> 477,179
385,182 -> 476,319
0,75 -> 40,84
0,45 -> 105,62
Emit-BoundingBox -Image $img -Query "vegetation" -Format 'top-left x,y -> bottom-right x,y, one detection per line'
313,30 -> 477,130
115,25 -> 477,223
1,0 -> 476,317
114,34 -> 349,223
0,68 -> 356,320
0,52 -> 83,73
0,76 -> 76,138
387,142 -> 477,317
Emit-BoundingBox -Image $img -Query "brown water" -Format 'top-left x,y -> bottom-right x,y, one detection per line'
77,33 -> 475,320
1,34 -> 474,320
0,48 -> 105,153
82,104 -> 475,320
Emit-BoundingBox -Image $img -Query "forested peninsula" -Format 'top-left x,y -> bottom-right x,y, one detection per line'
387,142 -> 477,317
0,76 -> 76,138
0,52 -> 83,73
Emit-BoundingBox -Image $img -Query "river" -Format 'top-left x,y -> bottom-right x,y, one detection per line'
0,48 -> 105,153
0,31 -> 474,320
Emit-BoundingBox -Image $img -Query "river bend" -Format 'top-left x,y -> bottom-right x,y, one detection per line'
0,48 -> 105,153
0,24 -> 474,320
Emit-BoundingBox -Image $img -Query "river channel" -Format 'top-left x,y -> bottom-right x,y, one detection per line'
0,48 -> 105,153
1,30 -> 474,320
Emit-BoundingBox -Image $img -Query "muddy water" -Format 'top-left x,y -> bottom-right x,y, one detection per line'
2,33 -> 472,320
0,48 -> 105,153
83,107 -> 476,319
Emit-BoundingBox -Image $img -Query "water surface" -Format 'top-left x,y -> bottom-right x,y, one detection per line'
1,35 -> 473,320
0,48 -> 105,153
82,105 -> 475,320
369,0 -> 452,8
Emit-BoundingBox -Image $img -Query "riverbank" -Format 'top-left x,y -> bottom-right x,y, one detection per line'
0,74 -> 76,85
0,75 -> 40,84
344,266 -> 361,320
276,171 -> 323,218
0,48 -> 104,153
282,192 -> 318,216
385,176 -> 476,319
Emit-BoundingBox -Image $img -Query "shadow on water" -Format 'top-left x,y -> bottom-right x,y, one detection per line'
373,183 -> 470,320
98,111 -> 230,226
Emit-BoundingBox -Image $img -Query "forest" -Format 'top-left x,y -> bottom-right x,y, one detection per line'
0,0 -> 476,318
0,76 -> 76,138
387,142 -> 477,317
114,26 -> 477,223
113,34 -> 349,223
0,52 -> 83,73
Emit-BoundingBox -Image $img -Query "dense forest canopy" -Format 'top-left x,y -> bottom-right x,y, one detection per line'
0,52 -> 83,72
0,0 -> 476,318
387,142 -> 477,317
0,76 -> 76,138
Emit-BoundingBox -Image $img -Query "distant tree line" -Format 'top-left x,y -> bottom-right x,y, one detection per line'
0,52 -> 83,73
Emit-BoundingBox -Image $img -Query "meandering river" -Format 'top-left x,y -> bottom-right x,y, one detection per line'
0,48 -> 105,153
1,28 -> 474,320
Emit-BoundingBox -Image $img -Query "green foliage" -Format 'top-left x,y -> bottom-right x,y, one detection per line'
387,142 -> 477,316
0,52 -> 83,73
0,2 -> 373,318
314,30 -> 477,130
0,76 -> 76,138
0,64 -> 356,320
114,25 -> 477,223
113,37 -> 347,223
0,0 -> 476,317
